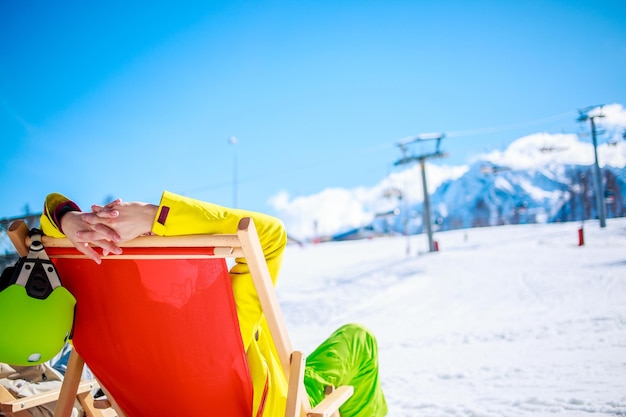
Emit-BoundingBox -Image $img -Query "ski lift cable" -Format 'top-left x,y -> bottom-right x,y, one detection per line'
445,111 -> 577,139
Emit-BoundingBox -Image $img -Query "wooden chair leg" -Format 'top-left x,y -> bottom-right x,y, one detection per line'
53,349 -> 84,417
286,351 -> 306,417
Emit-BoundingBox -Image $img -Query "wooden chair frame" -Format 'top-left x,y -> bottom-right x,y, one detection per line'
0,380 -> 102,417
8,218 -> 352,417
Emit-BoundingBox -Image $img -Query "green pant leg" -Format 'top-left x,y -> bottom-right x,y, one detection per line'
304,323 -> 388,417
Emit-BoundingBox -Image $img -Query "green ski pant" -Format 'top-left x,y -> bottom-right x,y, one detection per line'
304,323 -> 388,417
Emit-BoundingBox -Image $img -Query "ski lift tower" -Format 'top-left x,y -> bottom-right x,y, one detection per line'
394,133 -> 447,253
577,105 -> 606,228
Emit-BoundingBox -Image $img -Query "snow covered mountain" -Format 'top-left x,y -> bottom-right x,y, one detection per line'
374,160 -> 626,237
274,104 -> 626,241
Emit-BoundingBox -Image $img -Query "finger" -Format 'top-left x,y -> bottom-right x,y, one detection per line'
81,213 -> 117,231
89,208 -> 119,219
92,199 -> 122,212
81,212 -> 100,225
104,198 -> 122,208
76,228 -> 120,244
76,242 -> 102,264
93,239 -> 122,256
90,223 -> 121,242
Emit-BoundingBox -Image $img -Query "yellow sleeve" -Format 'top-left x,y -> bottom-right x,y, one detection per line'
152,190 -> 288,349
39,193 -> 74,238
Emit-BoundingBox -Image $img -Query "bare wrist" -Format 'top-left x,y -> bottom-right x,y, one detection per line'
54,201 -> 81,233
144,204 -> 159,234
59,211 -> 80,236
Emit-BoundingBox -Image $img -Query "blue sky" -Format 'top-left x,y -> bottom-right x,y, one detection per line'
1,0 -> 625,220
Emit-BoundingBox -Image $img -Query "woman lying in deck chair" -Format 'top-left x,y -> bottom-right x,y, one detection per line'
41,191 -> 388,417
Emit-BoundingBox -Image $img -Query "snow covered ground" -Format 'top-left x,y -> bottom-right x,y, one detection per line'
279,218 -> 626,417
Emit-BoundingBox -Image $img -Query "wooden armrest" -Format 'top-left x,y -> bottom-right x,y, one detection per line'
307,385 -> 354,417
0,380 -> 97,413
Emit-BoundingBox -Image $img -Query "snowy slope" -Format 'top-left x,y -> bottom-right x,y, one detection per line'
279,218 -> 626,416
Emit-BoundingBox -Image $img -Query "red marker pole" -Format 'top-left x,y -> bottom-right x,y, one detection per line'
578,227 -> 585,246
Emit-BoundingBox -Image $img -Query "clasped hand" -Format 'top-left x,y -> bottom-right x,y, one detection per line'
60,199 -> 158,264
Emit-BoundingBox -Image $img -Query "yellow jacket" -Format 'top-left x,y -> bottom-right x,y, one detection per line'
41,191 -> 289,417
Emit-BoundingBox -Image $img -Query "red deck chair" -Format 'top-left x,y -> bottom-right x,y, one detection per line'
9,218 -> 352,417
